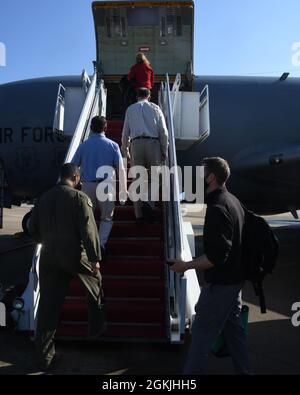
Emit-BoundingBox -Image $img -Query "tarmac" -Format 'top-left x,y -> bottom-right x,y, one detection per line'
0,205 -> 299,375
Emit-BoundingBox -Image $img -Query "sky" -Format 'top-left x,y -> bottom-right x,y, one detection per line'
1,0 -> 300,83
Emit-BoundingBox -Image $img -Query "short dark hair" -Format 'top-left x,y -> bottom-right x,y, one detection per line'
91,116 -> 107,133
203,157 -> 231,185
60,163 -> 80,180
138,88 -> 151,99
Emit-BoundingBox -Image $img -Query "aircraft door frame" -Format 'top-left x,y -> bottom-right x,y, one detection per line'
199,84 -> 210,144
53,84 -> 66,133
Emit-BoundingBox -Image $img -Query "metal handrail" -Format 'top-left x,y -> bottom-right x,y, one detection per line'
81,69 -> 91,93
82,82 -> 102,143
64,71 -> 98,163
160,74 -> 190,342
171,73 -> 181,119
99,79 -> 107,117
53,84 -> 66,133
163,74 -> 185,261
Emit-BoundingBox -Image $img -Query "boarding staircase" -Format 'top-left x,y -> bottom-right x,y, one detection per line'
15,70 -> 199,344
58,117 -> 167,340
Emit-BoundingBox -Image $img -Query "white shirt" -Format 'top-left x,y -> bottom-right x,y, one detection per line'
121,99 -> 169,156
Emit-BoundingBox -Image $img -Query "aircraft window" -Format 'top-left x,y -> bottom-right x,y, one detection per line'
167,15 -> 174,35
106,16 -> 124,38
127,8 -> 159,26
161,15 -> 183,37
113,16 -> 121,36
121,17 -> 127,37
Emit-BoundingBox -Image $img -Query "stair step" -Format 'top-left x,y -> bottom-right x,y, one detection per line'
106,130 -> 122,146
92,180 -> 162,196
57,117 -> 168,342
102,257 -> 165,277
107,239 -> 164,257
107,126 -> 123,131
68,278 -> 165,299
108,278 -> 165,297
60,299 -> 166,324
56,322 -> 167,340
110,222 -> 163,238
113,206 -> 162,222
107,120 -> 124,129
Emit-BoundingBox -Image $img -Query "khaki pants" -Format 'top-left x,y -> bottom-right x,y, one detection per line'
82,182 -> 115,247
130,139 -> 162,219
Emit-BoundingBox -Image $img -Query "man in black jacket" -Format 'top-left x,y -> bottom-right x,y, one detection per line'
171,157 -> 252,375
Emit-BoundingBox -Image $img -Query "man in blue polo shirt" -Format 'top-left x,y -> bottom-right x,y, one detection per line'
72,116 -> 127,251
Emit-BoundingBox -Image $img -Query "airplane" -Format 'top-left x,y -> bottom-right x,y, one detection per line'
1,0 -> 300,235
1,0 -> 299,346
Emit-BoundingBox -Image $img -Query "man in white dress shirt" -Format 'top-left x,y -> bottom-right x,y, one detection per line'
121,88 -> 169,223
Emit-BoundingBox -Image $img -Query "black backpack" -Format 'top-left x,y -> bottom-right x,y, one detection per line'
242,207 -> 279,313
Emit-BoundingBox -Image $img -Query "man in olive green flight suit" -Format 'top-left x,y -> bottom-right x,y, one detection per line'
29,163 -> 105,371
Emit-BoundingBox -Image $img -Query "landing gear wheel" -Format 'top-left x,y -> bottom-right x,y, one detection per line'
22,211 -> 32,236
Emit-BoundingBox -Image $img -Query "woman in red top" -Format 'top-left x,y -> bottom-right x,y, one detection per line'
128,52 -> 154,92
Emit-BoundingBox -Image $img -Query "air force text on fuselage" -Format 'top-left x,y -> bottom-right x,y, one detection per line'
0,127 -> 65,144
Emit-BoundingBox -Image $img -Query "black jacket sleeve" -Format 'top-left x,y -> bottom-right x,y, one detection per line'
204,205 -> 234,266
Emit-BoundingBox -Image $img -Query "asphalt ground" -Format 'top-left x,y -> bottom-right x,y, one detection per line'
0,205 -> 299,375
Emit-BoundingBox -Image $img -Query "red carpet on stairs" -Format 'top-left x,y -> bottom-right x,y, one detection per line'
56,119 -> 169,341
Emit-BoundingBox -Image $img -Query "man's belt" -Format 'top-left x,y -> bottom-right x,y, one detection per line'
131,136 -> 159,141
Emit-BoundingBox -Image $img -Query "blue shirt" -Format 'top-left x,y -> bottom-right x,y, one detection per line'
71,133 -> 123,182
